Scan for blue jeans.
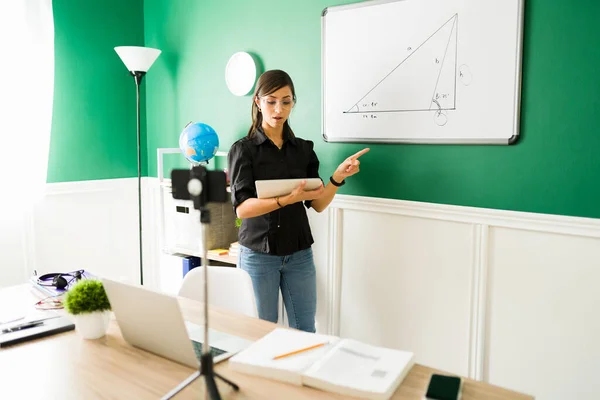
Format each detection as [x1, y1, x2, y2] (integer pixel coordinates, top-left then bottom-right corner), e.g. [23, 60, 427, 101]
[238, 245, 316, 333]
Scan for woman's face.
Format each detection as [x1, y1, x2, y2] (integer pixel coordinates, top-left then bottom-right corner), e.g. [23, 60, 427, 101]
[255, 86, 295, 131]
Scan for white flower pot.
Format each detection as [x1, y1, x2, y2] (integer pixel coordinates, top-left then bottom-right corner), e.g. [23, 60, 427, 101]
[73, 311, 110, 339]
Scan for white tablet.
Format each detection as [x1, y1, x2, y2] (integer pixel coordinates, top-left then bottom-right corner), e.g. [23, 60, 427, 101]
[255, 178, 322, 199]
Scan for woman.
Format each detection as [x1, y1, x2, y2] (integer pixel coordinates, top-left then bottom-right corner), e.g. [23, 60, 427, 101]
[227, 70, 369, 333]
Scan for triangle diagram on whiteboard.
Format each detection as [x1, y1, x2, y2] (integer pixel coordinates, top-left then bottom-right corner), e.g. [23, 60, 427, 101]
[345, 14, 458, 114]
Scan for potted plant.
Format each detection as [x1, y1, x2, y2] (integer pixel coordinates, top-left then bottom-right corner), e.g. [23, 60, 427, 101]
[64, 279, 112, 339]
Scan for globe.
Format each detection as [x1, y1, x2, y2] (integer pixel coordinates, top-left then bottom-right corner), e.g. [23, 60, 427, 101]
[179, 122, 220, 164]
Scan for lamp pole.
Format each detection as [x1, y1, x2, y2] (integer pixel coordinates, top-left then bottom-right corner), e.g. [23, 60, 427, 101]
[115, 46, 161, 286]
[134, 71, 145, 285]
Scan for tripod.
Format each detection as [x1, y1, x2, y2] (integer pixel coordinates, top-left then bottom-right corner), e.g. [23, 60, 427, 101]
[163, 167, 238, 399]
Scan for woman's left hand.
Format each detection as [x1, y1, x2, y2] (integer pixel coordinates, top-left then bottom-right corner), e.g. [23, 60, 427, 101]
[333, 148, 370, 180]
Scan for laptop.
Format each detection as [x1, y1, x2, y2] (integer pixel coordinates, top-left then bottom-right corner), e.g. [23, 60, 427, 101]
[102, 278, 253, 368]
[255, 178, 322, 199]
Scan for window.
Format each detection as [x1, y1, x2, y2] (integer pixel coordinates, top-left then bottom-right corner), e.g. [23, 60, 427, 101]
[0, 1, 54, 207]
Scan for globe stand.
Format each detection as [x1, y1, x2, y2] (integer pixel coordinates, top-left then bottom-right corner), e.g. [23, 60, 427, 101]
[163, 166, 237, 400]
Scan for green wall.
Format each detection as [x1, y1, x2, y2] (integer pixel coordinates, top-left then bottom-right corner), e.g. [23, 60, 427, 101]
[50, 0, 600, 219]
[143, 0, 600, 219]
[47, 0, 145, 183]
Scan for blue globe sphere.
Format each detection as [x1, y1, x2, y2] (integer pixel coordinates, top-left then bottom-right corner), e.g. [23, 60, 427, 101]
[179, 122, 219, 164]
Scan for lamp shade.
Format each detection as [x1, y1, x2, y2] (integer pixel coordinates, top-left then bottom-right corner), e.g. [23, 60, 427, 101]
[114, 46, 161, 72]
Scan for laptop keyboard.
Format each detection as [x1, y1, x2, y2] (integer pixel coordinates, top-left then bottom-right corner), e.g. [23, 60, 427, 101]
[191, 340, 227, 361]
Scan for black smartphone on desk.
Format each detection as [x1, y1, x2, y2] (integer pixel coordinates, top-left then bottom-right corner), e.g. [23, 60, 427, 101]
[425, 374, 462, 400]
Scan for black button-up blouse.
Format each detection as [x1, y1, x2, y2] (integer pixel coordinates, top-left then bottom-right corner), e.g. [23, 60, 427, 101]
[227, 128, 321, 256]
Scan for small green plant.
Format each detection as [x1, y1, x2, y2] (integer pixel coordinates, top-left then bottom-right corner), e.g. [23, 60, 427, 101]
[235, 217, 242, 228]
[64, 279, 111, 315]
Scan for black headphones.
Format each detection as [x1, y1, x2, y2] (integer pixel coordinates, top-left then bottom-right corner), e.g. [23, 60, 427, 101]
[37, 270, 84, 290]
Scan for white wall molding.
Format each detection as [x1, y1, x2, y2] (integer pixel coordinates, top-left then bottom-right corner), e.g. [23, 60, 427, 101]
[326, 208, 344, 335]
[332, 194, 600, 238]
[468, 224, 489, 381]
[43, 177, 133, 195]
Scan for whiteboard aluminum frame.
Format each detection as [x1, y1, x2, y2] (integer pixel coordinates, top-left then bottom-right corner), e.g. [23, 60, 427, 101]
[321, 0, 525, 145]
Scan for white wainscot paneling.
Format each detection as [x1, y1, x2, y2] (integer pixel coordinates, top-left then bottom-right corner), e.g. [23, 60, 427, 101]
[486, 227, 600, 400]
[309, 194, 600, 400]
[32, 179, 146, 286]
[338, 209, 474, 377]
[0, 208, 29, 288]
[148, 181, 600, 399]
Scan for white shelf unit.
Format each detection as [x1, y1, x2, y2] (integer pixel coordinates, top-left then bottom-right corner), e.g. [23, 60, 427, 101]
[157, 148, 237, 265]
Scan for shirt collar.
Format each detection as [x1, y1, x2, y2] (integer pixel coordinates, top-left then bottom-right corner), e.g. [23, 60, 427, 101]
[252, 127, 297, 147]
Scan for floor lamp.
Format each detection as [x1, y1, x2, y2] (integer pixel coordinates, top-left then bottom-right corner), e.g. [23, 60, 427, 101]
[114, 46, 161, 285]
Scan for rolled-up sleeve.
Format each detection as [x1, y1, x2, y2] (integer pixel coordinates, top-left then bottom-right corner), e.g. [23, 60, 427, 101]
[228, 141, 255, 213]
[304, 140, 321, 209]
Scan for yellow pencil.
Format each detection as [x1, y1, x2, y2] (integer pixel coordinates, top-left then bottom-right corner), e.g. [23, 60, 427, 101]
[273, 342, 329, 360]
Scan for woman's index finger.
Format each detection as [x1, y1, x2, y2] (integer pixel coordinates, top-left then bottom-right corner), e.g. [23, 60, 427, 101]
[349, 148, 370, 160]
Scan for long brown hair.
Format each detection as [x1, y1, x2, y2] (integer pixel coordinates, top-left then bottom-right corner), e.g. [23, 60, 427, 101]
[247, 70, 297, 138]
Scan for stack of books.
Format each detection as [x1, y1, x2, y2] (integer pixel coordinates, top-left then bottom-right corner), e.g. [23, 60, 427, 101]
[228, 242, 240, 259]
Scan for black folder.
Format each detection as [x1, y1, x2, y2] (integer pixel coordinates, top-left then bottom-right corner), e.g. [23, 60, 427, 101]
[0, 316, 74, 348]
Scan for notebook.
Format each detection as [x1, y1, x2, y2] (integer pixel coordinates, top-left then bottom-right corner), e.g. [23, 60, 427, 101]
[228, 328, 415, 400]
[255, 178, 322, 199]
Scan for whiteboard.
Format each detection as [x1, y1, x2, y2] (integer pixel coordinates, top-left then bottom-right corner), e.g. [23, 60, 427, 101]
[322, 0, 524, 144]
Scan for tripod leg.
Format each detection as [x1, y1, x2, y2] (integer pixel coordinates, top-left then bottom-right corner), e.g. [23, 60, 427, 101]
[214, 372, 240, 391]
[161, 371, 201, 400]
[204, 374, 222, 400]
[199, 352, 239, 397]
